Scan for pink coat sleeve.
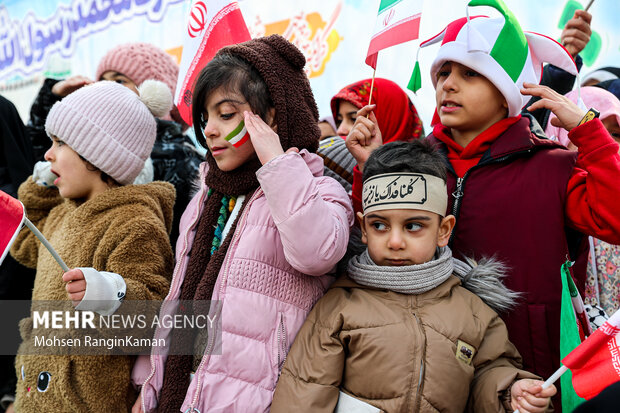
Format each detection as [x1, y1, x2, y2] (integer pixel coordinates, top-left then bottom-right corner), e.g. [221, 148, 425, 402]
[256, 151, 354, 275]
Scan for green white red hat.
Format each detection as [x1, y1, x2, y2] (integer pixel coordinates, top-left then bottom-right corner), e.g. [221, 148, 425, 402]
[409, 0, 578, 117]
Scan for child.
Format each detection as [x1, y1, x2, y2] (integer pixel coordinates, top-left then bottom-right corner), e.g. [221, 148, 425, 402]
[345, 0, 620, 404]
[271, 140, 555, 413]
[132, 35, 353, 413]
[28, 42, 204, 249]
[10, 80, 175, 412]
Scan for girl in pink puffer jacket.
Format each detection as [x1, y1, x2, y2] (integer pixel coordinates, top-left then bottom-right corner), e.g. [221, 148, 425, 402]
[132, 34, 353, 413]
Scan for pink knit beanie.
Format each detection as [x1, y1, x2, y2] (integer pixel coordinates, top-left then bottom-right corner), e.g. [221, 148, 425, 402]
[45, 80, 172, 185]
[95, 43, 179, 95]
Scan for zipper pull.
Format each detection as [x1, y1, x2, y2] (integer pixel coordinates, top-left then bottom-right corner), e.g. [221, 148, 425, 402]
[452, 177, 464, 199]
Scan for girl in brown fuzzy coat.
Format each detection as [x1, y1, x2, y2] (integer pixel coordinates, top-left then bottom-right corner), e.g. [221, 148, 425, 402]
[9, 80, 175, 412]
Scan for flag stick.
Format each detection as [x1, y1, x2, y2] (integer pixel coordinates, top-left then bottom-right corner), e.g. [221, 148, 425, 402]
[23, 217, 70, 272]
[513, 365, 569, 413]
[367, 68, 377, 107]
[584, 0, 595, 12]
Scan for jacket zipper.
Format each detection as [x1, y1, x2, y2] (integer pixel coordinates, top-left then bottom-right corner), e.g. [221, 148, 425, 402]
[412, 313, 427, 412]
[277, 313, 288, 377]
[188, 188, 263, 410]
[142, 185, 209, 413]
[447, 151, 530, 246]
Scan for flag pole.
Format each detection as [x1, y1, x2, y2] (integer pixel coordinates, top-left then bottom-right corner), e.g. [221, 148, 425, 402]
[514, 365, 569, 413]
[23, 217, 70, 272]
[367, 68, 377, 107]
[584, 0, 595, 12]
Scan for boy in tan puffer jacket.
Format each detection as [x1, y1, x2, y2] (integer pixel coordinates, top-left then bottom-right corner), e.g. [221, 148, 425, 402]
[272, 140, 555, 413]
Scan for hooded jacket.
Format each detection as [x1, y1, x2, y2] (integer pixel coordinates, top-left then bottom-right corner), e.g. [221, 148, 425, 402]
[134, 152, 353, 412]
[11, 178, 174, 412]
[271, 258, 538, 413]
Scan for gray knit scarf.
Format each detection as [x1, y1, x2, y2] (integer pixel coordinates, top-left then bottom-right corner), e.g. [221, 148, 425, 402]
[347, 246, 471, 294]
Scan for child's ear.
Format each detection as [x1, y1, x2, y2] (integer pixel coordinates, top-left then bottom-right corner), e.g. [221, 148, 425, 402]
[437, 214, 456, 247]
[356, 212, 368, 245]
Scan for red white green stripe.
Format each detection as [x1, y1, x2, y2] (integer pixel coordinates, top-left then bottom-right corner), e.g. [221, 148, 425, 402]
[225, 120, 250, 148]
[366, 0, 423, 69]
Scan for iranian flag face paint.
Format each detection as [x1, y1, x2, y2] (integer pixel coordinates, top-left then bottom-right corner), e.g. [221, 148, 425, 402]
[225, 120, 250, 148]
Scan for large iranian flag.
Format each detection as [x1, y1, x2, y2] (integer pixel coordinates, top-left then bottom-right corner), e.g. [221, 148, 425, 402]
[365, 0, 423, 69]
[175, 0, 251, 125]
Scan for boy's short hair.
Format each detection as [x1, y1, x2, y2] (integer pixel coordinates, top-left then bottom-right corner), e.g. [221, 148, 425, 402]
[363, 140, 447, 184]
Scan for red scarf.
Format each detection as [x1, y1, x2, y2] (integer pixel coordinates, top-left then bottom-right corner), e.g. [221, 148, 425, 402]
[433, 116, 521, 177]
[331, 77, 424, 143]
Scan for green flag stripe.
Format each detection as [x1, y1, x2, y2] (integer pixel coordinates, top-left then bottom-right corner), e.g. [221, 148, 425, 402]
[378, 0, 403, 14]
[468, 0, 528, 82]
[225, 120, 245, 142]
[559, 260, 586, 410]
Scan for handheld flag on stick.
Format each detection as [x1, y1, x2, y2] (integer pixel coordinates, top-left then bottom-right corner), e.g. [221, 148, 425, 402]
[175, 0, 252, 126]
[515, 305, 620, 413]
[365, 0, 423, 70]
[0, 190, 69, 271]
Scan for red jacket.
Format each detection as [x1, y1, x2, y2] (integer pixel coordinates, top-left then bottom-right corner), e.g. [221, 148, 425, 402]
[352, 117, 620, 383]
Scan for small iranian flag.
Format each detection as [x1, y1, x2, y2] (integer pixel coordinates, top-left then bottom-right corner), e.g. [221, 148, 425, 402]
[225, 120, 250, 148]
[175, 0, 251, 125]
[0, 190, 25, 265]
[365, 0, 424, 69]
[562, 308, 620, 400]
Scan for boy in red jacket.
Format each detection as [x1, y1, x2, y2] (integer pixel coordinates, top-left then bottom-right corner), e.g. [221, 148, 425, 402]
[346, 0, 620, 409]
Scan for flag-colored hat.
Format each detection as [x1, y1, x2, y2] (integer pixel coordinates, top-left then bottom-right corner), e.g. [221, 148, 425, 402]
[409, 0, 578, 117]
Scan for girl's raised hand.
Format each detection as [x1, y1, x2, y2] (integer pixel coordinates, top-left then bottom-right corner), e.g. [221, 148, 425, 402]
[244, 111, 285, 165]
[345, 105, 383, 172]
[51, 75, 94, 98]
[522, 82, 586, 131]
[62, 269, 87, 307]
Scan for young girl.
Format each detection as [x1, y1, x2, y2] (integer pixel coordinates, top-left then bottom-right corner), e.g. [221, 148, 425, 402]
[10, 80, 175, 412]
[132, 35, 353, 413]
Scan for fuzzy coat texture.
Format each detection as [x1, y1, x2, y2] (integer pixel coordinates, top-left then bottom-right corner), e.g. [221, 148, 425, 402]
[10, 178, 175, 413]
[271, 258, 539, 413]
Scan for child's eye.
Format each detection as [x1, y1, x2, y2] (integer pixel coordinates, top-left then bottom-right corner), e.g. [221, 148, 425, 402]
[221, 113, 235, 120]
[371, 222, 387, 231]
[54, 140, 65, 147]
[115, 79, 126, 85]
[437, 70, 450, 78]
[465, 70, 480, 77]
[405, 222, 422, 231]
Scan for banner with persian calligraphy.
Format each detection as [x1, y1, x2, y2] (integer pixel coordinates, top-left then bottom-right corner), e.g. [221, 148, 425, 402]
[2, 0, 619, 130]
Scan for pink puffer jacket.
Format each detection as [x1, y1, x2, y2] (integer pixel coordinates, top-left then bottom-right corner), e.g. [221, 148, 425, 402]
[133, 150, 353, 412]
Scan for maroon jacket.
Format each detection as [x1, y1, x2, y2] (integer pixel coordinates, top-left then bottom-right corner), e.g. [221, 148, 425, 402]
[427, 117, 578, 382]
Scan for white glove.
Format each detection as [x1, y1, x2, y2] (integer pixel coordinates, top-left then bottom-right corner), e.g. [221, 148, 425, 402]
[32, 161, 58, 187]
[74, 267, 127, 316]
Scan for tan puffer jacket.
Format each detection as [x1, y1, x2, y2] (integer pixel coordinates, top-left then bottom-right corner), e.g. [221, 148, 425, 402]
[271, 275, 540, 413]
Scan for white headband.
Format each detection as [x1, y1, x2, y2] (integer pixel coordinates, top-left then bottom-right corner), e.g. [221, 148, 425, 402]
[362, 173, 448, 216]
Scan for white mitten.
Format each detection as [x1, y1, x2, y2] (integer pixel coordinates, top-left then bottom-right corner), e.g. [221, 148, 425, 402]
[32, 161, 58, 187]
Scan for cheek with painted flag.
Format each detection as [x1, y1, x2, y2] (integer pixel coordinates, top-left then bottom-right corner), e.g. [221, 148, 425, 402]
[0, 190, 26, 265]
[225, 120, 250, 148]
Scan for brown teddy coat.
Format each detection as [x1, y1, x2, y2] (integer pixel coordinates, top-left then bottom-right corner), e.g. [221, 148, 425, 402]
[11, 178, 174, 412]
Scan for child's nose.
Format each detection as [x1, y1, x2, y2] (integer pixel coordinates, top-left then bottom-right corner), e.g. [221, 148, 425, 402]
[44, 146, 54, 161]
[387, 230, 405, 250]
[442, 72, 458, 91]
[203, 119, 219, 139]
[336, 121, 350, 137]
